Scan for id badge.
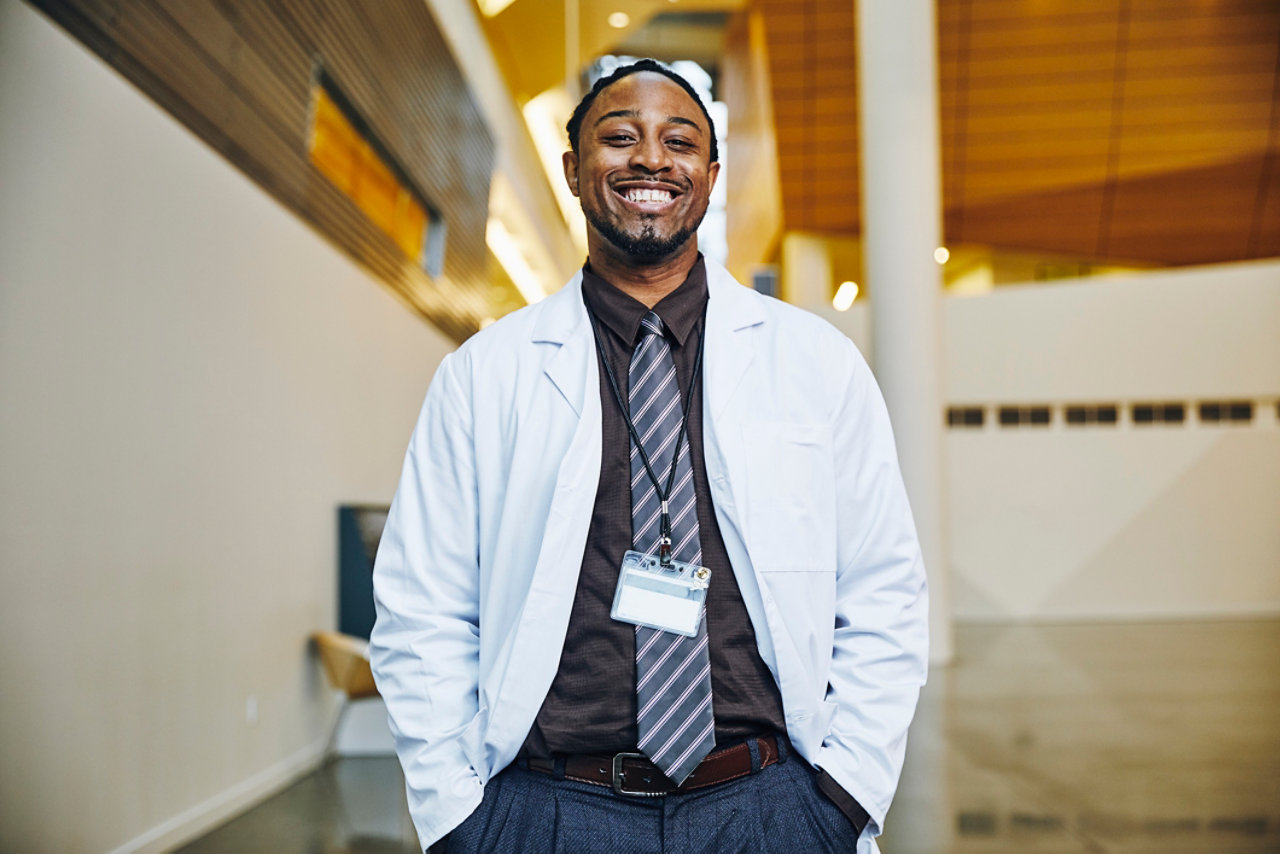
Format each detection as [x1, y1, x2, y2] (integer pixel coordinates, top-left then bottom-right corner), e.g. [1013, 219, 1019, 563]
[610, 550, 711, 637]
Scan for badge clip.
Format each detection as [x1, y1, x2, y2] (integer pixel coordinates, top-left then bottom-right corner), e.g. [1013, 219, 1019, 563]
[658, 500, 673, 566]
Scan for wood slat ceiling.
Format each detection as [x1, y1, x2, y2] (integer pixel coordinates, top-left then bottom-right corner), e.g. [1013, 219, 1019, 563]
[758, 0, 1280, 266]
[31, 0, 500, 341]
[759, 0, 861, 233]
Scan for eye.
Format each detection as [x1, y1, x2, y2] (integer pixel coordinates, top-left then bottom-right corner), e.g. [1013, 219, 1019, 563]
[603, 133, 635, 145]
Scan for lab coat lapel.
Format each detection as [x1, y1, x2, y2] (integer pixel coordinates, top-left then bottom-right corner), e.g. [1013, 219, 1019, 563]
[702, 260, 765, 497]
[534, 271, 591, 418]
[701, 260, 767, 594]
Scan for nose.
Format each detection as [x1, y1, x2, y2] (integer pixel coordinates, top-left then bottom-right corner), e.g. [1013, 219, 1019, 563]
[628, 134, 672, 174]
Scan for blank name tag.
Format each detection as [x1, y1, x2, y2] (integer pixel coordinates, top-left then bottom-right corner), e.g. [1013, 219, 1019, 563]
[611, 550, 710, 637]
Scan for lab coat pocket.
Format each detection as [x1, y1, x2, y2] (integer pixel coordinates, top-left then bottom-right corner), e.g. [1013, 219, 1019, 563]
[742, 421, 836, 572]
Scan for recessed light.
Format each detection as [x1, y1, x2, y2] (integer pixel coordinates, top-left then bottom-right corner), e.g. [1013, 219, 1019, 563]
[833, 280, 859, 311]
[608, 11, 630, 28]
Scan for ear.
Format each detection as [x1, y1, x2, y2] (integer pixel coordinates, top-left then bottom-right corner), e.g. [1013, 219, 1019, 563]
[562, 150, 580, 198]
[707, 159, 721, 194]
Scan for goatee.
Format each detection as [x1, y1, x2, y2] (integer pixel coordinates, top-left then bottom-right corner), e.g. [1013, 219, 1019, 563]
[587, 211, 698, 261]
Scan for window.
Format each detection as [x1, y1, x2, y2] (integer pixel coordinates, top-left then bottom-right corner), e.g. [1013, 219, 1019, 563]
[308, 78, 444, 276]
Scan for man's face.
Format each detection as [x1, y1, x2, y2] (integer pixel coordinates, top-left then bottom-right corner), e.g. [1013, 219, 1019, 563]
[564, 72, 720, 264]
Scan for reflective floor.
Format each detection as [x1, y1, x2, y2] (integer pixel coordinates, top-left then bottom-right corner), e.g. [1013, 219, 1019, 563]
[175, 757, 420, 854]
[179, 620, 1280, 853]
[883, 620, 1280, 854]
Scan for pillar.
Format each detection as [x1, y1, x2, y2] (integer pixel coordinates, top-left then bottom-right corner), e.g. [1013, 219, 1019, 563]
[856, 0, 953, 663]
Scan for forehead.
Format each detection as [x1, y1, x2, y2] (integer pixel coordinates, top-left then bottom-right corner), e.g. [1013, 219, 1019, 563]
[585, 71, 706, 132]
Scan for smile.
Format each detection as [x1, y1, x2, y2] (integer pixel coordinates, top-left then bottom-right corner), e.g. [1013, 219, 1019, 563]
[612, 181, 684, 211]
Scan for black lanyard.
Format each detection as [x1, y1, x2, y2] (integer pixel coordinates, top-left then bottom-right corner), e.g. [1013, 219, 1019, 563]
[588, 308, 706, 565]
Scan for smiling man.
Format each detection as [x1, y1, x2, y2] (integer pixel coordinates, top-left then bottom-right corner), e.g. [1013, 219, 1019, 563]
[371, 60, 929, 854]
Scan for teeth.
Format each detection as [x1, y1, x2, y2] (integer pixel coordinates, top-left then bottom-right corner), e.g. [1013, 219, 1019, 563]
[624, 187, 673, 204]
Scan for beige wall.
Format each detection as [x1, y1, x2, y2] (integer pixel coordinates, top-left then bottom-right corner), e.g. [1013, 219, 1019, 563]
[0, 3, 456, 851]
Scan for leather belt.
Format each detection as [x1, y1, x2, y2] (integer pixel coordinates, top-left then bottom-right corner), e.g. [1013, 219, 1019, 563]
[524, 735, 782, 797]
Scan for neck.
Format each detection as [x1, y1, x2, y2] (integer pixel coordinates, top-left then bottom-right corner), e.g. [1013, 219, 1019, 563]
[586, 242, 699, 308]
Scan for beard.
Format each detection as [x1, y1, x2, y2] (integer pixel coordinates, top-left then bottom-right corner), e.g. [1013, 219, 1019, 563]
[586, 208, 700, 261]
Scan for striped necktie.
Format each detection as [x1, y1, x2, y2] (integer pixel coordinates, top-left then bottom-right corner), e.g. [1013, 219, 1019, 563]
[628, 310, 715, 785]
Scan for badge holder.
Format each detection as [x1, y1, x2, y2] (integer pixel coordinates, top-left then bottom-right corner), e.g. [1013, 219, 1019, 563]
[611, 548, 711, 637]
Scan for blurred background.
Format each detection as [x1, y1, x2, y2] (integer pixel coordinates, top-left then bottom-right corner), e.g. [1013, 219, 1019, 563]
[1, 0, 1277, 851]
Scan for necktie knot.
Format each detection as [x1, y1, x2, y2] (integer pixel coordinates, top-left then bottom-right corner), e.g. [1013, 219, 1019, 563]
[639, 311, 665, 340]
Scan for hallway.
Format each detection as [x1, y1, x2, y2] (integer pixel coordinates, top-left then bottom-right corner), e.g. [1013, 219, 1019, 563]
[179, 619, 1280, 853]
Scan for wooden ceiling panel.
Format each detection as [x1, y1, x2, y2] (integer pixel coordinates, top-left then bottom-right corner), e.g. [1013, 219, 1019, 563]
[954, 185, 1109, 260]
[757, 0, 858, 235]
[752, 0, 1280, 266]
[1122, 72, 1276, 104]
[947, 59, 1118, 86]
[770, 78, 857, 98]
[961, 81, 1121, 108]
[1118, 131, 1269, 163]
[958, 108, 1113, 135]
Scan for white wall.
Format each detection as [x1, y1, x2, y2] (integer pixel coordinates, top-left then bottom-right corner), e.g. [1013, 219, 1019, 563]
[943, 262, 1280, 621]
[0, 3, 456, 851]
[825, 261, 1280, 622]
[945, 261, 1280, 403]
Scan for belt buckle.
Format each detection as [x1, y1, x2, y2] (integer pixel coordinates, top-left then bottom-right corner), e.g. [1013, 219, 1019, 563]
[611, 752, 667, 798]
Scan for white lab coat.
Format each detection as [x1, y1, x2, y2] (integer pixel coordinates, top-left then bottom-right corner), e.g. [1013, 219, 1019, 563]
[371, 259, 928, 852]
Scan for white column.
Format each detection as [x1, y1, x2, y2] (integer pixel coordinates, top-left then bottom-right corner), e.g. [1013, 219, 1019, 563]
[856, 0, 952, 663]
[780, 231, 832, 310]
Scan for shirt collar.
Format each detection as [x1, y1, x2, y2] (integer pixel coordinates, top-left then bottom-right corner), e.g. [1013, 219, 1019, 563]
[581, 255, 707, 348]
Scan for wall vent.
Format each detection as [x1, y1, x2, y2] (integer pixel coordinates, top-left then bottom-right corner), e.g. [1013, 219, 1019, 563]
[947, 406, 985, 428]
[997, 406, 1052, 427]
[1199, 400, 1253, 423]
[1133, 402, 1185, 425]
[1065, 404, 1119, 425]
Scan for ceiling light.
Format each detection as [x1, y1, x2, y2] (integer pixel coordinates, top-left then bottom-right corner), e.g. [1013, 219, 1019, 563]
[487, 218, 547, 305]
[934, 246, 950, 264]
[608, 11, 630, 28]
[833, 281, 859, 311]
[477, 0, 516, 16]
[522, 89, 588, 254]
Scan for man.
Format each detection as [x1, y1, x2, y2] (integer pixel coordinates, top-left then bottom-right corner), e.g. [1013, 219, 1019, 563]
[371, 60, 928, 853]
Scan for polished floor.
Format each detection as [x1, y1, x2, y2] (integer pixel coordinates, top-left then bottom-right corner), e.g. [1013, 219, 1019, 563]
[178, 620, 1280, 853]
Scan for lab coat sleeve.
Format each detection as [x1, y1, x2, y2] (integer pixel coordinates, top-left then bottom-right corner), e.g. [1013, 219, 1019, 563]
[369, 351, 485, 849]
[813, 338, 930, 838]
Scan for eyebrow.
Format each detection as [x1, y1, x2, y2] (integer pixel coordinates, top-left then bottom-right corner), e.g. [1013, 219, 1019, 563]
[594, 109, 704, 134]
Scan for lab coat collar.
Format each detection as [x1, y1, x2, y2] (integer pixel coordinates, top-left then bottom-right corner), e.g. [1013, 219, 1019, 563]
[530, 258, 765, 420]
